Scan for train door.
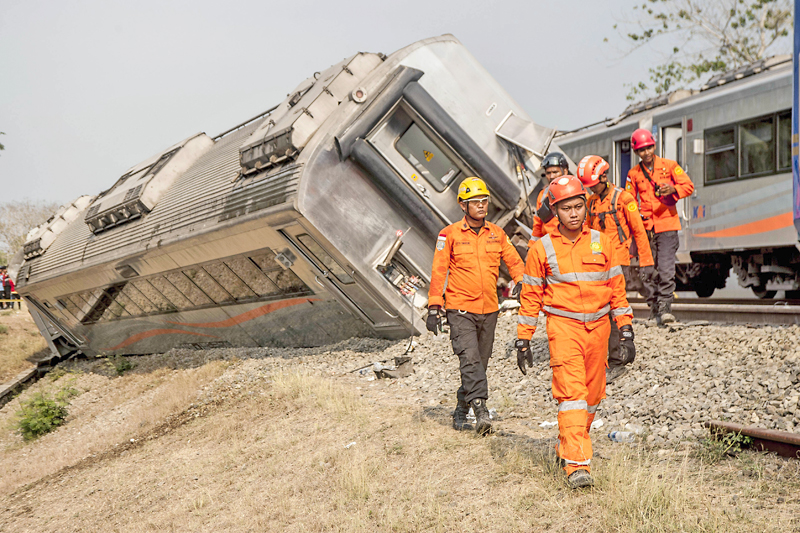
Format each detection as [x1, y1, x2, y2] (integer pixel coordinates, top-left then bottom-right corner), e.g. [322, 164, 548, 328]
[615, 139, 632, 187]
[367, 102, 503, 225]
[279, 226, 402, 330]
[661, 123, 689, 225]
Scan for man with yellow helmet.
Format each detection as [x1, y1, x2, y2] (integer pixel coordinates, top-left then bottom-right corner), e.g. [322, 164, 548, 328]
[427, 177, 524, 435]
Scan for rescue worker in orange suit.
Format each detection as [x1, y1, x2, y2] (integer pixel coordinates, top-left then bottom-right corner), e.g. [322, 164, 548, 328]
[531, 152, 570, 240]
[427, 177, 525, 435]
[578, 155, 654, 384]
[515, 175, 635, 488]
[626, 129, 694, 324]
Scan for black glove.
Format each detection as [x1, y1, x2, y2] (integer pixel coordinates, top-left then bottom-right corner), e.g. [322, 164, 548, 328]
[511, 282, 522, 300]
[619, 324, 636, 364]
[515, 339, 533, 375]
[426, 306, 442, 335]
[640, 265, 656, 283]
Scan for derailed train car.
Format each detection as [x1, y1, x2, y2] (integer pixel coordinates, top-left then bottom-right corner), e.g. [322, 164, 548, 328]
[557, 56, 800, 298]
[17, 34, 564, 359]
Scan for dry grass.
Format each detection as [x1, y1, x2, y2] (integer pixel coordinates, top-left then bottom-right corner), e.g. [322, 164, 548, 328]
[1, 364, 799, 532]
[0, 306, 47, 382]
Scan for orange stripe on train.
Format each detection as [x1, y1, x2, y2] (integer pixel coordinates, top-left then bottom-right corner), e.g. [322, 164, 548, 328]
[694, 212, 793, 239]
[105, 329, 218, 351]
[164, 297, 318, 328]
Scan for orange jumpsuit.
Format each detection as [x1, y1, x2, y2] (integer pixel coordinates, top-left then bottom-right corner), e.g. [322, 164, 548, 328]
[531, 188, 559, 240]
[518, 227, 632, 475]
[428, 217, 524, 313]
[625, 156, 694, 233]
[587, 186, 654, 267]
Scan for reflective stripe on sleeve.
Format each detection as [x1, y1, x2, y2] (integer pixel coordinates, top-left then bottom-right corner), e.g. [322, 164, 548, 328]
[558, 400, 588, 412]
[522, 274, 543, 286]
[518, 314, 539, 326]
[610, 306, 633, 317]
[544, 304, 610, 322]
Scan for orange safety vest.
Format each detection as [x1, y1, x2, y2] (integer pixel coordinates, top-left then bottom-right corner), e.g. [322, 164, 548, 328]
[625, 155, 694, 233]
[587, 186, 654, 267]
[517, 227, 632, 340]
[428, 217, 524, 314]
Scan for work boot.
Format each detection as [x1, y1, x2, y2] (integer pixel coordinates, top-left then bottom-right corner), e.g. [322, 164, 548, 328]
[453, 398, 471, 431]
[471, 399, 492, 436]
[567, 468, 594, 489]
[606, 365, 628, 384]
[660, 301, 676, 324]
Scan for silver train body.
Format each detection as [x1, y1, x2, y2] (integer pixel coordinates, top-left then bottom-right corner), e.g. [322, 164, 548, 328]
[557, 57, 798, 298]
[16, 35, 559, 359]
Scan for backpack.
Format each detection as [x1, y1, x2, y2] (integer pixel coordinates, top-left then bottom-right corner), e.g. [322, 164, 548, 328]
[590, 187, 627, 243]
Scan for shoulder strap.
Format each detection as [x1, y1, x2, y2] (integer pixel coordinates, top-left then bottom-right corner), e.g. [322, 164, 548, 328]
[639, 162, 657, 189]
[609, 188, 627, 243]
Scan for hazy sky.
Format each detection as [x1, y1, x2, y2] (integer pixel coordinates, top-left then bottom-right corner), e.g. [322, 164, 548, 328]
[1, 0, 656, 205]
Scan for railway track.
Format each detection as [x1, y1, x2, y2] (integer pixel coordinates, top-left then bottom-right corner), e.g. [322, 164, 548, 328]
[629, 298, 800, 326]
[706, 421, 800, 459]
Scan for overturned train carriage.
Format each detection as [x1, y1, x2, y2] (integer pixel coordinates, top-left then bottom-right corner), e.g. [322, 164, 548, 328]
[17, 35, 562, 358]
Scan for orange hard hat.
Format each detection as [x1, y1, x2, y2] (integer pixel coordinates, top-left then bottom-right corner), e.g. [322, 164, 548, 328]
[547, 175, 587, 205]
[631, 128, 656, 151]
[576, 155, 610, 188]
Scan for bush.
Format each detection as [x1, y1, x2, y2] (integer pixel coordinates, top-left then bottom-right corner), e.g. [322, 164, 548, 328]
[0, 324, 8, 334]
[696, 430, 753, 464]
[16, 387, 78, 440]
[110, 355, 134, 376]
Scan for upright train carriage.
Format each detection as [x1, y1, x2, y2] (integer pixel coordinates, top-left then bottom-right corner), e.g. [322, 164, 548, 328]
[16, 35, 565, 359]
[558, 56, 800, 298]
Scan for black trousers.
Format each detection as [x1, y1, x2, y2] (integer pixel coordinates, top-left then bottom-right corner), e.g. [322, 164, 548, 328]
[447, 310, 499, 404]
[643, 230, 679, 309]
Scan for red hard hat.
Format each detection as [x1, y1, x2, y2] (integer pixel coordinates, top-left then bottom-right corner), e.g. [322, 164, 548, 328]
[631, 128, 655, 151]
[577, 155, 609, 188]
[547, 175, 587, 205]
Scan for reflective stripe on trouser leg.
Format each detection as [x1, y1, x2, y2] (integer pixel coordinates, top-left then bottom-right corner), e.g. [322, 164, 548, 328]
[547, 315, 610, 474]
[586, 403, 600, 434]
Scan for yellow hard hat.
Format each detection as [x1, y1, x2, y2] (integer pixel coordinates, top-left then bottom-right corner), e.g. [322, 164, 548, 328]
[457, 177, 490, 201]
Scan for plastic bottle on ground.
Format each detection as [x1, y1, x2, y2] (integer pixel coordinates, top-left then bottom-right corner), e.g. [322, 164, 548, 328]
[608, 431, 636, 443]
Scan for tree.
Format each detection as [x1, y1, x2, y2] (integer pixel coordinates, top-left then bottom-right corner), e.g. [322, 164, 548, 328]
[0, 132, 5, 153]
[0, 199, 61, 266]
[612, 0, 793, 100]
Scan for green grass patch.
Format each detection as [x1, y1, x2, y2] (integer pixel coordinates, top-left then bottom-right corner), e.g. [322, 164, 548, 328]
[0, 324, 8, 335]
[109, 355, 134, 376]
[695, 430, 753, 464]
[15, 387, 79, 440]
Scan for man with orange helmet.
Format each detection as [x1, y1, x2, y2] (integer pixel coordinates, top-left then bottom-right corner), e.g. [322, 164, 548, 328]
[626, 129, 694, 324]
[531, 152, 570, 240]
[515, 175, 634, 488]
[428, 177, 524, 435]
[578, 155, 654, 383]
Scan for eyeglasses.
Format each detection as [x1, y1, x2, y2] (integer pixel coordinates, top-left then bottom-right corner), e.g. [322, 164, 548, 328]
[462, 197, 490, 206]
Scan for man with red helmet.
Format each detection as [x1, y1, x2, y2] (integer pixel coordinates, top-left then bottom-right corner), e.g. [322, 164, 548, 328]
[626, 129, 694, 324]
[515, 175, 634, 488]
[531, 152, 570, 240]
[578, 155, 654, 383]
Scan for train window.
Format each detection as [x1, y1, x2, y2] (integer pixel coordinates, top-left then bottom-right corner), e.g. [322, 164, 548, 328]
[183, 268, 234, 304]
[224, 256, 281, 297]
[395, 123, 460, 192]
[121, 283, 158, 315]
[113, 290, 144, 317]
[778, 111, 792, 170]
[249, 251, 282, 273]
[265, 269, 310, 294]
[739, 116, 775, 176]
[149, 275, 197, 309]
[203, 262, 258, 300]
[704, 126, 736, 183]
[296, 234, 355, 284]
[132, 279, 177, 313]
[165, 272, 214, 307]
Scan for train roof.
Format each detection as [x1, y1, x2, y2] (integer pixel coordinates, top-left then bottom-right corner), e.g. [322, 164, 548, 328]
[560, 55, 792, 142]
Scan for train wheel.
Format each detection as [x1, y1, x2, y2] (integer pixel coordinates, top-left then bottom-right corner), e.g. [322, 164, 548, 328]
[751, 286, 776, 299]
[694, 285, 715, 298]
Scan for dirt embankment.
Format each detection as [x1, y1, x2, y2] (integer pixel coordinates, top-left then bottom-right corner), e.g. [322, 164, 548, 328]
[0, 312, 799, 532]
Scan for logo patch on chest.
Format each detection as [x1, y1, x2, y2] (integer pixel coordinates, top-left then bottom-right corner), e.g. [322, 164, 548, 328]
[590, 241, 602, 253]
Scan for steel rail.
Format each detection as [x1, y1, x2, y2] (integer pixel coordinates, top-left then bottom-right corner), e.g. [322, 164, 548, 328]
[628, 298, 800, 325]
[706, 420, 800, 459]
